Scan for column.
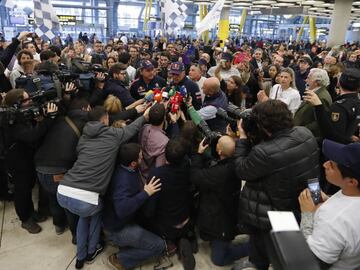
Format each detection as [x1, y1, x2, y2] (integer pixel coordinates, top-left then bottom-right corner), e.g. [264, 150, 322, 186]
[238, 9, 247, 36]
[200, 4, 209, 43]
[327, 0, 353, 47]
[296, 16, 308, 43]
[218, 7, 230, 47]
[309, 16, 316, 44]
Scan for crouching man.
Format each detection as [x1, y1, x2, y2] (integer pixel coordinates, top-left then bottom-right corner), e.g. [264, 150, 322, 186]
[103, 143, 166, 270]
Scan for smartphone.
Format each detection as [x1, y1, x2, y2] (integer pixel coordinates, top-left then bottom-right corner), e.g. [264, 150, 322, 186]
[307, 178, 322, 205]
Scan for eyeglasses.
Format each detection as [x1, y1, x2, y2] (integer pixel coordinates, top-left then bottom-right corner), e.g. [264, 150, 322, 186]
[120, 71, 127, 75]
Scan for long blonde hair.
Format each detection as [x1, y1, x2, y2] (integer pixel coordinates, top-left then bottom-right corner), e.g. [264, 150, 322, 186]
[104, 95, 122, 114]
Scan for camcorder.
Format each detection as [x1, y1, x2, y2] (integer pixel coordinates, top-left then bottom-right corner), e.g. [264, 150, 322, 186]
[0, 89, 60, 125]
[217, 103, 262, 145]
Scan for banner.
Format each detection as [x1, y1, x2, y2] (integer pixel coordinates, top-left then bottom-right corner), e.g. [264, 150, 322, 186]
[196, 0, 225, 36]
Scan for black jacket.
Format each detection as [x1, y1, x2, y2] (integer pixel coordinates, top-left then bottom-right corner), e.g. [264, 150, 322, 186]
[0, 38, 21, 92]
[234, 127, 319, 230]
[4, 115, 54, 172]
[103, 79, 135, 107]
[190, 155, 240, 241]
[147, 161, 192, 230]
[34, 109, 88, 172]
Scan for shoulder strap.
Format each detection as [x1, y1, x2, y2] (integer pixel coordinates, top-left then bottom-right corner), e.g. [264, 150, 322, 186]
[64, 116, 81, 138]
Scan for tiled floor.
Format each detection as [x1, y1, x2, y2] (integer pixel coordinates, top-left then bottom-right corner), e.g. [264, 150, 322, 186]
[0, 199, 249, 270]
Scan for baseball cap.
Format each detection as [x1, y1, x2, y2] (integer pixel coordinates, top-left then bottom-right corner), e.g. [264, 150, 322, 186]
[339, 68, 360, 92]
[323, 139, 360, 180]
[221, 52, 233, 62]
[140, 48, 152, 56]
[299, 55, 313, 66]
[140, 60, 154, 70]
[169, 62, 185, 75]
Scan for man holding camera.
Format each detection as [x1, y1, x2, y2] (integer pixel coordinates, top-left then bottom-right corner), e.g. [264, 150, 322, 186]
[3, 89, 58, 234]
[299, 140, 360, 270]
[190, 136, 247, 267]
[233, 100, 319, 270]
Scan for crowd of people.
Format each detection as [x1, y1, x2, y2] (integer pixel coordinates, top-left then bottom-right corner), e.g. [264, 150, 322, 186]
[0, 31, 359, 270]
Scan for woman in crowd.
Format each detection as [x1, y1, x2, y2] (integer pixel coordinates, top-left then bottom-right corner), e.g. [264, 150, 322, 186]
[257, 67, 301, 115]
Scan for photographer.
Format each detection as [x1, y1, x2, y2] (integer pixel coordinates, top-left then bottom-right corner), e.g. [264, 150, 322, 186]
[3, 88, 58, 234]
[190, 136, 248, 266]
[233, 100, 319, 270]
[34, 97, 90, 239]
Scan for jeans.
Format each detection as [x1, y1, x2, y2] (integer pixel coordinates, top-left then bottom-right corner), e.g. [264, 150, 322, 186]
[211, 239, 249, 266]
[37, 172, 78, 235]
[57, 192, 103, 260]
[107, 223, 165, 269]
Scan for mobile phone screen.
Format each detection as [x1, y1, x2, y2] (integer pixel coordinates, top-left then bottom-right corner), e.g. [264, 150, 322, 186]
[307, 178, 322, 205]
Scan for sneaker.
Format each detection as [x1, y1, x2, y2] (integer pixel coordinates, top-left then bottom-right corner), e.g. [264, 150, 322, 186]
[108, 254, 125, 270]
[75, 259, 85, 269]
[178, 238, 195, 270]
[21, 219, 41, 234]
[231, 259, 257, 270]
[31, 211, 47, 223]
[86, 243, 104, 264]
[55, 225, 67, 235]
[154, 256, 173, 270]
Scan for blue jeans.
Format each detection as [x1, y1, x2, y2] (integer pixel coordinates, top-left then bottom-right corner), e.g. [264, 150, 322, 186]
[57, 192, 103, 260]
[37, 172, 78, 236]
[107, 223, 165, 269]
[211, 239, 249, 266]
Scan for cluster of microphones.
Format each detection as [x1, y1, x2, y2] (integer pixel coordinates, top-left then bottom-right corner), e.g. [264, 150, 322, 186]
[144, 85, 189, 113]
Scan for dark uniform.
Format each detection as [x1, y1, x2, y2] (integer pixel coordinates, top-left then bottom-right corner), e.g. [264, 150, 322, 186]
[329, 93, 360, 141]
[129, 75, 166, 100]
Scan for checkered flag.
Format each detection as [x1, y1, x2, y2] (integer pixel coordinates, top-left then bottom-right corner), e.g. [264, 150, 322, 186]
[33, 0, 60, 41]
[160, 0, 188, 35]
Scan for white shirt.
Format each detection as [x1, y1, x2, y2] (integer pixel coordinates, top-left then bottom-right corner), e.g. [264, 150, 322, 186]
[307, 191, 360, 270]
[58, 184, 99, 205]
[207, 66, 240, 81]
[126, 65, 136, 82]
[192, 76, 206, 103]
[269, 84, 301, 115]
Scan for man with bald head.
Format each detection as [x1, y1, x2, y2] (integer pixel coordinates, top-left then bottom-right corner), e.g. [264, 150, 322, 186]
[187, 77, 228, 132]
[190, 136, 247, 266]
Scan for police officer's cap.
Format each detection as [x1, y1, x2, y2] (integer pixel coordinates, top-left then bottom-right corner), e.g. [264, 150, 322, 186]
[339, 68, 360, 92]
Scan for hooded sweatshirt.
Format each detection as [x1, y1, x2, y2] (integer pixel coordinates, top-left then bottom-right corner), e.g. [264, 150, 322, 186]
[60, 116, 145, 195]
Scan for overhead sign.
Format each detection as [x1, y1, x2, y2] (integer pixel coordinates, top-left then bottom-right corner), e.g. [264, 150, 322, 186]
[58, 15, 76, 25]
[229, 24, 239, 31]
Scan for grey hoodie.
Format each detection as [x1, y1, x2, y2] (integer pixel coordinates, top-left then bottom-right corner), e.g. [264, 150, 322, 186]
[60, 116, 145, 195]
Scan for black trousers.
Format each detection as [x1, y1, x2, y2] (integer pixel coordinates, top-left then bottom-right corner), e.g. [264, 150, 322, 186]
[249, 229, 272, 270]
[10, 169, 48, 222]
[11, 169, 36, 222]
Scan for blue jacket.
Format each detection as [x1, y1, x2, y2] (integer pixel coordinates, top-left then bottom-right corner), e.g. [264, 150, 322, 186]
[203, 90, 228, 133]
[103, 165, 149, 231]
[103, 78, 135, 107]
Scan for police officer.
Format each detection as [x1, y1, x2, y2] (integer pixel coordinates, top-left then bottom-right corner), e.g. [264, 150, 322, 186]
[304, 68, 360, 145]
[169, 61, 202, 110]
[129, 60, 166, 100]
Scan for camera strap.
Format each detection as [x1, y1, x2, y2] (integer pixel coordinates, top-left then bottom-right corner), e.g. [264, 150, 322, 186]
[65, 116, 80, 138]
[52, 75, 62, 99]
